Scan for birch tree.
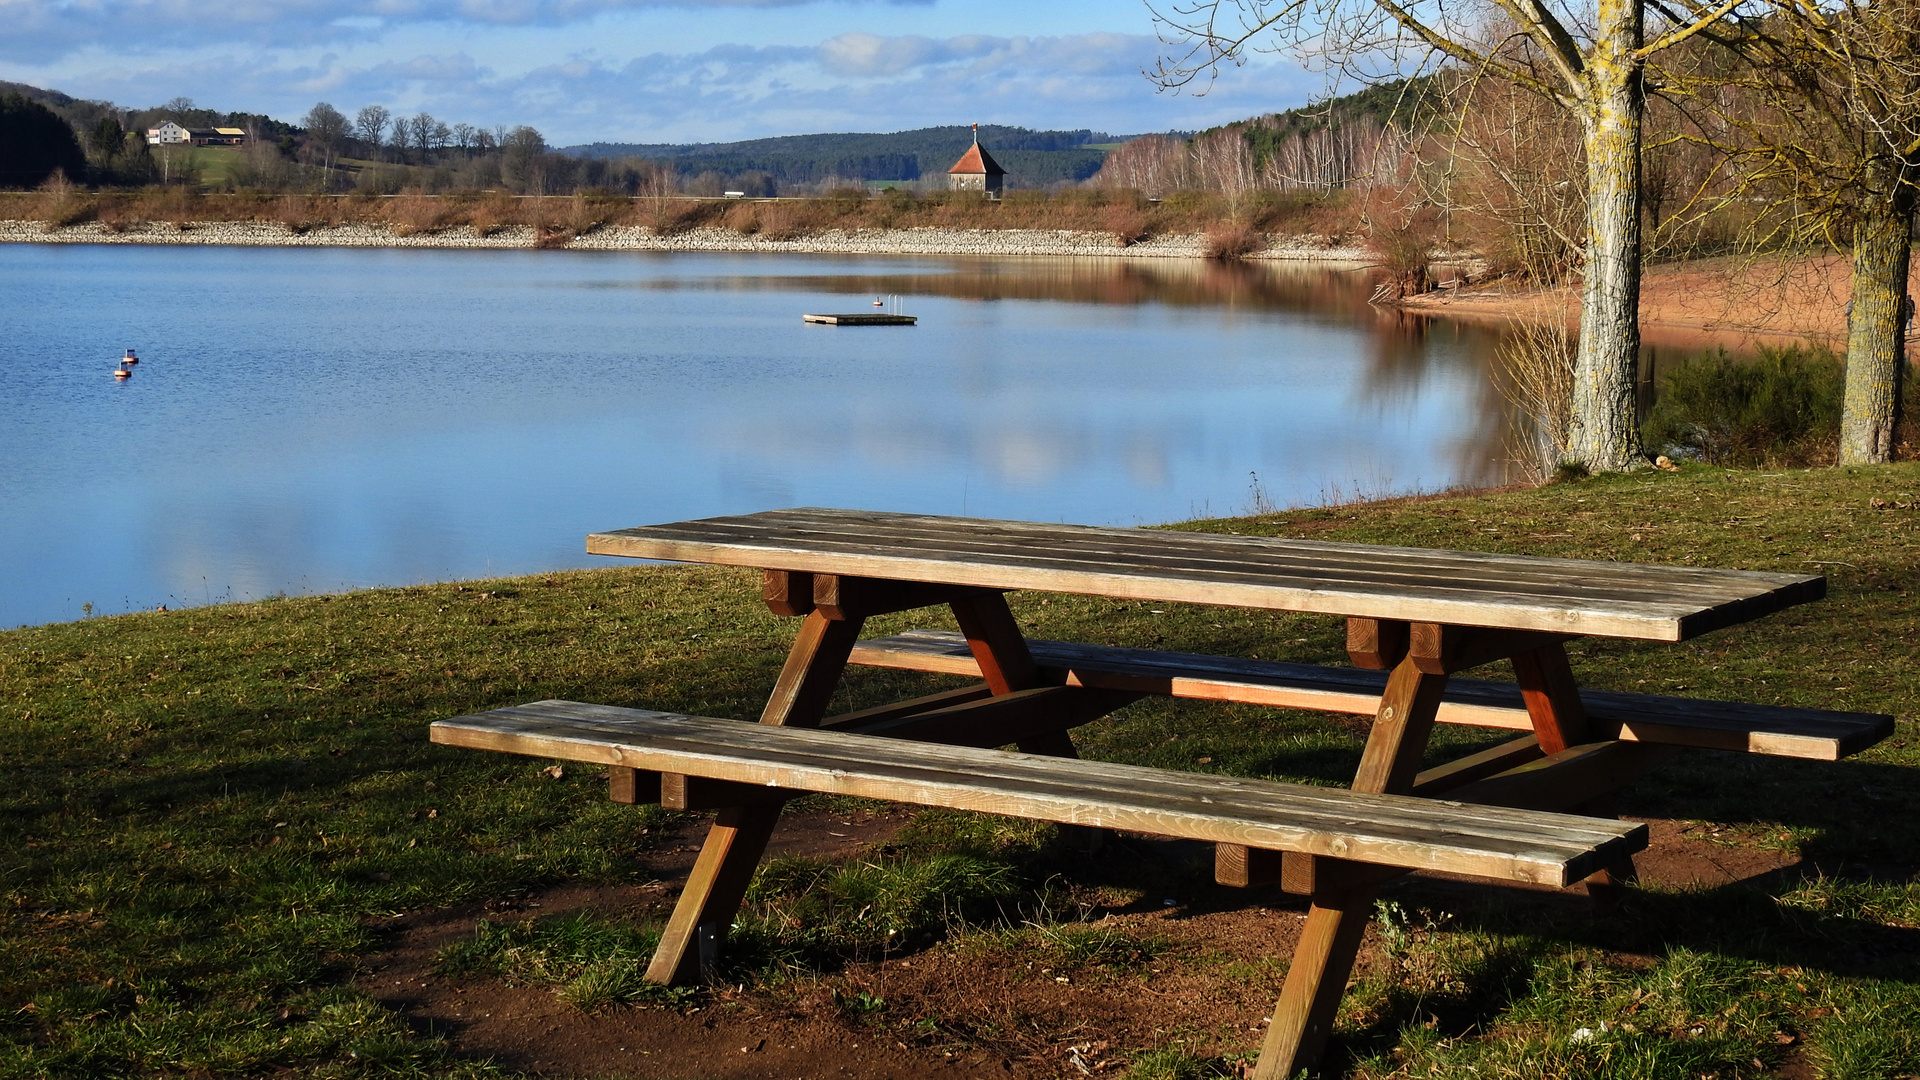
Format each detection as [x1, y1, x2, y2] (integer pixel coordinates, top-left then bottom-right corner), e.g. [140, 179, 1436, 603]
[1152, 0, 1761, 471]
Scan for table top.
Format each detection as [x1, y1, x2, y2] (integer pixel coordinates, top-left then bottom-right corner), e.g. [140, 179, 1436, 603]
[588, 508, 1825, 641]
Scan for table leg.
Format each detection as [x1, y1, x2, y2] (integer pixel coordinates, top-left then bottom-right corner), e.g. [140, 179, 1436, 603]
[949, 592, 1077, 758]
[1255, 655, 1449, 1078]
[1513, 642, 1642, 900]
[644, 610, 866, 984]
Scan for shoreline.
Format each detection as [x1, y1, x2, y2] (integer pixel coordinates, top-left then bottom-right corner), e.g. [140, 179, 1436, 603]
[0, 220, 1372, 261]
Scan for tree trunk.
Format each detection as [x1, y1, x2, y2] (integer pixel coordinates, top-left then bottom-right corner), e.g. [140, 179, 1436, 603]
[1567, 0, 1647, 472]
[1840, 171, 1915, 465]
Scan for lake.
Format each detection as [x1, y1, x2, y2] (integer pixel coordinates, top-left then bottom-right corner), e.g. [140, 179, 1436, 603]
[0, 243, 1514, 628]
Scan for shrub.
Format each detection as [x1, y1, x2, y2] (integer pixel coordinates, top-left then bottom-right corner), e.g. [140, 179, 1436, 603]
[1204, 223, 1261, 259]
[1643, 345, 1845, 467]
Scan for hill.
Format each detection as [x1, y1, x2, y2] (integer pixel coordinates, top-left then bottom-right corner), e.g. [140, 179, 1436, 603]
[564, 124, 1177, 188]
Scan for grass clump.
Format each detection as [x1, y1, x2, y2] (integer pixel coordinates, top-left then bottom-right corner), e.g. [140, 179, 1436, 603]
[436, 913, 692, 1011]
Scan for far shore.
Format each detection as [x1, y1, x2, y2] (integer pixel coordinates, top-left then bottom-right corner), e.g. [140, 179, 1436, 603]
[0, 219, 1372, 262]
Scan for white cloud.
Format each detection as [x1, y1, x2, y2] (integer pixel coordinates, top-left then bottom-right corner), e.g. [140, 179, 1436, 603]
[1, 17, 1312, 144]
[0, 0, 935, 62]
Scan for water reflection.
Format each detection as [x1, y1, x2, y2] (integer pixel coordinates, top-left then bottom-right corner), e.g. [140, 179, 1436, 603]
[2, 245, 1521, 627]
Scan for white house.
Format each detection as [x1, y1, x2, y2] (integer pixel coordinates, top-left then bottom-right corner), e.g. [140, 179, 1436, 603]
[145, 123, 246, 146]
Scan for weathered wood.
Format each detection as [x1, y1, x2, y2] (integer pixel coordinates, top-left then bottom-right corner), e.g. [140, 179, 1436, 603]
[1351, 658, 1450, 794]
[820, 685, 996, 730]
[1214, 846, 1408, 893]
[431, 702, 1648, 886]
[1410, 734, 1545, 796]
[1409, 624, 1576, 675]
[763, 570, 814, 617]
[588, 509, 1826, 641]
[1255, 878, 1381, 1078]
[1445, 741, 1682, 811]
[812, 575, 995, 621]
[1254, 649, 1450, 1077]
[946, 591, 1080, 760]
[650, 609, 865, 985]
[609, 765, 658, 805]
[838, 685, 1140, 749]
[1512, 642, 1594, 753]
[660, 773, 795, 810]
[759, 611, 866, 729]
[948, 592, 1045, 694]
[849, 631, 1893, 761]
[1346, 617, 1408, 670]
[645, 805, 780, 984]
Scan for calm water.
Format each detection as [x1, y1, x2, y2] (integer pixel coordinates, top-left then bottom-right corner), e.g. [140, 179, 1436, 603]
[0, 244, 1511, 628]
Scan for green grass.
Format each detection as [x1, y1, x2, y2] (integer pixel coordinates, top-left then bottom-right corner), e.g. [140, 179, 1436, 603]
[3, 463, 1917, 1078]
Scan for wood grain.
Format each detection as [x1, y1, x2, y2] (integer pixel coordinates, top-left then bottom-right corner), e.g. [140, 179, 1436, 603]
[587, 509, 1826, 641]
[431, 702, 1648, 886]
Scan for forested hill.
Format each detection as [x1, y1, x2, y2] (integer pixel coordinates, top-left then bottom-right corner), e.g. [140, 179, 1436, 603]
[564, 124, 1167, 187]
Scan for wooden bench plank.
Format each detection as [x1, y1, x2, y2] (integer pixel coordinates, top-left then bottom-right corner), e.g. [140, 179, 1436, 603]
[587, 509, 1825, 641]
[432, 701, 1647, 888]
[847, 630, 1894, 761]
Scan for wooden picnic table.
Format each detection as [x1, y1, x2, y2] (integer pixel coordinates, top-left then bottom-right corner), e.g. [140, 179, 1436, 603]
[438, 507, 1889, 1079]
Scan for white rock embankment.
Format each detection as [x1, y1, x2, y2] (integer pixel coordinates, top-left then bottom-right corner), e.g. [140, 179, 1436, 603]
[0, 219, 1369, 261]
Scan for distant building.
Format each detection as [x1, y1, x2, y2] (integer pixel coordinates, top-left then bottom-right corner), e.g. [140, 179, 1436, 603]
[145, 122, 246, 146]
[946, 125, 1005, 197]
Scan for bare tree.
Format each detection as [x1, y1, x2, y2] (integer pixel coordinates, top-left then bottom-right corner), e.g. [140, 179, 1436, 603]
[1152, 0, 1765, 471]
[302, 102, 349, 174]
[354, 105, 391, 157]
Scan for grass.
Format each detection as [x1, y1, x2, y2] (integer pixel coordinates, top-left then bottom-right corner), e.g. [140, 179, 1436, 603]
[3, 463, 1918, 1077]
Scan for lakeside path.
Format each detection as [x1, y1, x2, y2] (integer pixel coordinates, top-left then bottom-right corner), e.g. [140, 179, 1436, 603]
[0, 220, 1371, 261]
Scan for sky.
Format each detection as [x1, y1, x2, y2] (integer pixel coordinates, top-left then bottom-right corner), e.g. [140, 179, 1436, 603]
[0, 0, 1323, 146]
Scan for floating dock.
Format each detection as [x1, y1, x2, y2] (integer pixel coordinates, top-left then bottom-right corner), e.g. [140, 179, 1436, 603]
[803, 313, 918, 326]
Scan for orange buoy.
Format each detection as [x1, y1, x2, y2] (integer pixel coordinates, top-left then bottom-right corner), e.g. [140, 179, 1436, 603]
[114, 367, 131, 379]
[872, 299, 885, 307]
[122, 349, 139, 364]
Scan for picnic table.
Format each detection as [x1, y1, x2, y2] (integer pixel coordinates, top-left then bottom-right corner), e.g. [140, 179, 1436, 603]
[432, 507, 1891, 1078]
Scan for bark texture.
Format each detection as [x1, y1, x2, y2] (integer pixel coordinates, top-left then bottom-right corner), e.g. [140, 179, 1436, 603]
[1840, 172, 1915, 465]
[1568, 0, 1647, 473]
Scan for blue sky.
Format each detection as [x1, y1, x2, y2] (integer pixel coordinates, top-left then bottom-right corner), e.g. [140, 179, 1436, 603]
[0, 1, 1320, 145]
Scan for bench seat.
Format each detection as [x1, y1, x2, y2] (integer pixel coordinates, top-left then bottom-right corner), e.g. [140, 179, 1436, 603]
[848, 630, 1893, 761]
[432, 699, 1647, 888]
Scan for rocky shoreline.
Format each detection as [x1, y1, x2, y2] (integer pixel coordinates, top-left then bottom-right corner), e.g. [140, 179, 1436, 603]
[0, 219, 1370, 260]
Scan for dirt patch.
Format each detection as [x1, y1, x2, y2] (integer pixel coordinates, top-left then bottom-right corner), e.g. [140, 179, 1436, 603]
[1401, 255, 1919, 354]
[357, 812, 1805, 1079]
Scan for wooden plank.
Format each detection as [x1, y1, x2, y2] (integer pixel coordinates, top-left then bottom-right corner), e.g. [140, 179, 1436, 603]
[587, 509, 1825, 641]
[835, 685, 1140, 749]
[1254, 887, 1374, 1080]
[812, 575, 995, 621]
[762, 570, 813, 617]
[1256, 653, 1442, 1080]
[1445, 741, 1683, 811]
[1409, 624, 1576, 675]
[1410, 734, 1545, 796]
[1512, 642, 1593, 754]
[649, 607, 863, 985]
[431, 702, 1648, 886]
[1346, 618, 1408, 670]
[849, 631, 1893, 761]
